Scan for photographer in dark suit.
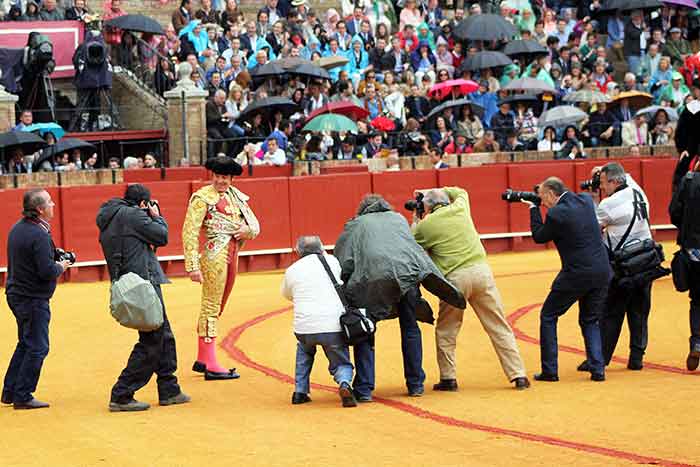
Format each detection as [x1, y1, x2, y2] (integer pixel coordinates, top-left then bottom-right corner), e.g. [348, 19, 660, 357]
[521, 177, 612, 382]
[97, 184, 189, 412]
[2, 189, 70, 410]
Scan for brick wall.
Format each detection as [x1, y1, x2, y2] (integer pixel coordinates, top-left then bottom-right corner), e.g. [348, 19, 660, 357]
[111, 72, 167, 131]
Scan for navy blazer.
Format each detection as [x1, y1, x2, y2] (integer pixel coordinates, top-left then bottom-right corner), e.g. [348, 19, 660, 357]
[530, 192, 612, 291]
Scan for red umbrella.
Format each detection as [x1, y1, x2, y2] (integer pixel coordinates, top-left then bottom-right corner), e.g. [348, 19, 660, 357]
[306, 101, 369, 121]
[370, 116, 396, 131]
[427, 79, 479, 100]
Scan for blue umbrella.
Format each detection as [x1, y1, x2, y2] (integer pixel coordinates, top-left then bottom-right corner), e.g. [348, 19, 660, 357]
[21, 123, 65, 140]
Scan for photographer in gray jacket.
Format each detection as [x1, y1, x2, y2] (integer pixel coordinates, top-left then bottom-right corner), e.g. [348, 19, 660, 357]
[97, 184, 189, 412]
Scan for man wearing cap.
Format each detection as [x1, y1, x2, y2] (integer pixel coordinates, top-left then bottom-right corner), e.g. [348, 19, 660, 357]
[183, 156, 260, 380]
[663, 27, 692, 68]
[490, 101, 515, 148]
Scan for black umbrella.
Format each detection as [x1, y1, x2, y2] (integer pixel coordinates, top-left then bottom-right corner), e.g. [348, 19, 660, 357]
[104, 14, 166, 35]
[274, 57, 314, 71]
[498, 94, 539, 106]
[503, 39, 548, 57]
[238, 97, 300, 123]
[291, 63, 331, 81]
[461, 51, 512, 72]
[453, 14, 517, 41]
[251, 62, 286, 79]
[601, 0, 662, 10]
[426, 98, 485, 126]
[32, 138, 96, 172]
[0, 131, 47, 157]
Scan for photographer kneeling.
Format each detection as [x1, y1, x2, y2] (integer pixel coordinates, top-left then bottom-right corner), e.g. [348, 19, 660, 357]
[412, 188, 529, 390]
[578, 163, 658, 372]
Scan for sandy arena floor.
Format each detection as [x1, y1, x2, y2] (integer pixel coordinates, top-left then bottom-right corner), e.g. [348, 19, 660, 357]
[1, 244, 698, 467]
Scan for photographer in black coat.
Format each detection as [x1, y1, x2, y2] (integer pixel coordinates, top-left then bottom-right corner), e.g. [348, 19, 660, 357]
[670, 104, 700, 370]
[2, 189, 70, 410]
[96, 184, 189, 412]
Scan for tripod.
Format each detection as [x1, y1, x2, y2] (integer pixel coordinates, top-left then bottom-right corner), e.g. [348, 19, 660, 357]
[69, 87, 119, 132]
[20, 70, 56, 123]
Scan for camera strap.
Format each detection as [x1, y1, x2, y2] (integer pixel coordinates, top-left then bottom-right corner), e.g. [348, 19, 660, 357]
[607, 188, 648, 252]
[316, 254, 350, 310]
[110, 207, 126, 283]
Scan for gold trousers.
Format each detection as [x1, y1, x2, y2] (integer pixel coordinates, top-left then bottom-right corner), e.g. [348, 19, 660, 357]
[437, 262, 526, 381]
[198, 241, 240, 338]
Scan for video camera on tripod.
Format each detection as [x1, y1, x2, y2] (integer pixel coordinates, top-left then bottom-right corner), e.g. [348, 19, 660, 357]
[0, 32, 57, 122]
[70, 31, 116, 132]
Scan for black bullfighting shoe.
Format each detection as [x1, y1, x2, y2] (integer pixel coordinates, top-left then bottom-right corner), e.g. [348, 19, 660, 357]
[204, 368, 241, 380]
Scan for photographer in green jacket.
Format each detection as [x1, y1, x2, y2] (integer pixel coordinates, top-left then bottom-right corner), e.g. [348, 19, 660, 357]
[412, 187, 529, 391]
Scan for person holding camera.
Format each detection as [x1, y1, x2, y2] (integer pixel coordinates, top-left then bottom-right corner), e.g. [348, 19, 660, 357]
[97, 184, 190, 412]
[412, 188, 529, 391]
[521, 177, 612, 382]
[670, 149, 700, 371]
[2, 189, 70, 410]
[578, 163, 654, 372]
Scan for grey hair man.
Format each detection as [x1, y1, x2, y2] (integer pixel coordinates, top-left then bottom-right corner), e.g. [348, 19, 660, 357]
[281, 235, 357, 408]
[414, 187, 529, 391]
[578, 162, 653, 372]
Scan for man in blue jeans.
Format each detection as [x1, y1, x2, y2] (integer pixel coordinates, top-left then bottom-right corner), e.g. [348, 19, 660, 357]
[334, 195, 465, 401]
[281, 236, 357, 407]
[2, 189, 70, 410]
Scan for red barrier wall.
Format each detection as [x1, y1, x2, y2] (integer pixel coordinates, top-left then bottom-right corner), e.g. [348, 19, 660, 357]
[0, 158, 681, 279]
[166, 167, 208, 181]
[239, 165, 293, 178]
[289, 173, 372, 246]
[123, 170, 162, 183]
[60, 184, 125, 263]
[371, 170, 438, 223]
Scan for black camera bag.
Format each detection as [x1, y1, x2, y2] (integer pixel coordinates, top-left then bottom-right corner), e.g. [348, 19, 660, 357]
[671, 248, 691, 292]
[317, 254, 376, 345]
[608, 189, 670, 288]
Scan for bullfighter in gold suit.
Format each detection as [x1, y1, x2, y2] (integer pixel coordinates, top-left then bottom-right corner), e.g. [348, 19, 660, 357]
[182, 157, 260, 380]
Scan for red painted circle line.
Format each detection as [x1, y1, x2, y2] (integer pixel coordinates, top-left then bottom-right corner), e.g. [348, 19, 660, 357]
[507, 303, 698, 375]
[220, 306, 699, 467]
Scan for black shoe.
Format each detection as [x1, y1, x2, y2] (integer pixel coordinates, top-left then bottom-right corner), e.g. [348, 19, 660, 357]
[159, 392, 191, 406]
[1, 391, 12, 405]
[109, 399, 149, 412]
[408, 387, 424, 397]
[577, 360, 591, 372]
[533, 373, 559, 382]
[512, 377, 531, 390]
[591, 372, 606, 382]
[353, 390, 373, 403]
[204, 368, 240, 380]
[192, 361, 206, 373]
[687, 349, 700, 371]
[291, 392, 311, 405]
[627, 360, 643, 371]
[13, 398, 49, 410]
[433, 379, 458, 391]
[339, 382, 357, 408]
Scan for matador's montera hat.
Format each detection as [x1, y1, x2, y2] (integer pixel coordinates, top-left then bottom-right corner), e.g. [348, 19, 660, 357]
[205, 156, 243, 176]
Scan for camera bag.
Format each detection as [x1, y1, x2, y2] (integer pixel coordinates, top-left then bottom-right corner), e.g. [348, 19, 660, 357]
[109, 207, 164, 332]
[608, 189, 670, 288]
[671, 248, 691, 292]
[317, 254, 375, 345]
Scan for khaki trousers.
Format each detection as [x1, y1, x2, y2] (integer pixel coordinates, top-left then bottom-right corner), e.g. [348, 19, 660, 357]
[437, 262, 526, 381]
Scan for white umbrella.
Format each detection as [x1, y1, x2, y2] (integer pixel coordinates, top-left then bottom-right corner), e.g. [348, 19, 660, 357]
[539, 106, 588, 127]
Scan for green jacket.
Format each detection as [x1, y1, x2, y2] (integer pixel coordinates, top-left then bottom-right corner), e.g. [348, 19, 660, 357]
[413, 187, 487, 277]
[657, 82, 690, 109]
[663, 39, 692, 68]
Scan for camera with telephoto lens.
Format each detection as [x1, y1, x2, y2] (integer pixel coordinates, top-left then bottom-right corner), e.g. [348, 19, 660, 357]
[580, 171, 601, 191]
[404, 192, 426, 219]
[501, 186, 541, 205]
[54, 248, 76, 264]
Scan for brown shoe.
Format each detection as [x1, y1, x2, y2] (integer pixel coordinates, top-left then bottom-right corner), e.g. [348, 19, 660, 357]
[432, 379, 458, 391]
[687, 349, 700, 371]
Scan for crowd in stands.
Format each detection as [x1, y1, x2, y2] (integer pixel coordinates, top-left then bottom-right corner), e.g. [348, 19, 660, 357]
[2, 0, 698, 169]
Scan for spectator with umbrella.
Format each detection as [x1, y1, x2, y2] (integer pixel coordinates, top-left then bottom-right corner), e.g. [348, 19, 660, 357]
[490, 100, 515, 148]
[102, 0, 127, 63]
[556, 125, 586, 159]
[457, 103, 484, 145]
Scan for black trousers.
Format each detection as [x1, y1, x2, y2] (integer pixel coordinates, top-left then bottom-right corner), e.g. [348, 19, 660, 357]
[600, 280, 652, 365]
[207, 126, 237, 159]
[110, 286, 180, 403]
[688, 261, 700, 351]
